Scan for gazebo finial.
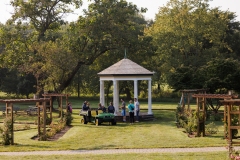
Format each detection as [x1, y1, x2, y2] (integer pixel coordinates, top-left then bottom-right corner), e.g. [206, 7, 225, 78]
[124, 48, 127, 59]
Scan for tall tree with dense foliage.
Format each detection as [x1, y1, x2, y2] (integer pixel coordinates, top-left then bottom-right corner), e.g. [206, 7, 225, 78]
[145, 0, 240, 92]
[0, 0, 151, 96]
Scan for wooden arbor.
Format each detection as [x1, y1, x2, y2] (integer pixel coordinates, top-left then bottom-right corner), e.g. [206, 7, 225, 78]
[220, 99, 240, 156]
[42, 93, 69, 120]
[192, 94, 233, 137]
[0, 98, 50, 144]
[179, 89, 208, 110]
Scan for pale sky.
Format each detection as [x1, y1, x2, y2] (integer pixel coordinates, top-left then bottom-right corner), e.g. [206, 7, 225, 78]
[0, 0, 240, 24]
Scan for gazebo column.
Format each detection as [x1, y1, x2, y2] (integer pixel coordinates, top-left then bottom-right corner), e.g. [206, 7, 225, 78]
[134, 80, 138, 115]
[148, 80, 152, 114]
[100, 80, 105, 106]
[116, 80, 119, 113]
[113, 80, 118, 115]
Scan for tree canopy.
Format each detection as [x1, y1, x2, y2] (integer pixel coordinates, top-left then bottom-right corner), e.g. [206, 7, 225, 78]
[0, 0, 153, 97]
[0, 0, 240, 98]
[146, 0, 240, 93]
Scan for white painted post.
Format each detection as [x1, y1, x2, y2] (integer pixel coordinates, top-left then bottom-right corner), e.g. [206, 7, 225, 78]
[113, 80, 118, 115]
[148, 80, 152, 114]
[116, 80, 119, 113]
[134, 80, 138, 115]
[100, 80, 105, 106]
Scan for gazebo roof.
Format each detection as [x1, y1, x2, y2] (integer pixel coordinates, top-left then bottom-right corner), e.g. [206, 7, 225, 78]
[98, 58, 154, 76]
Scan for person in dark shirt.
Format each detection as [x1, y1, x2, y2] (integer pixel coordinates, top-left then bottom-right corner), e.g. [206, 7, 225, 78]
[82, 101, 87, 109]
[101, 105, 106, 112]
[67, 102, 72, 113]
[98, 103, 106, 112]
[82, 101, 90, 111]
[108, 102, 115, 114]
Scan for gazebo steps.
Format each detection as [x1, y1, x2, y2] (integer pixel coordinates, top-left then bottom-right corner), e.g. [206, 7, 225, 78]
[115, 112, 154, 122]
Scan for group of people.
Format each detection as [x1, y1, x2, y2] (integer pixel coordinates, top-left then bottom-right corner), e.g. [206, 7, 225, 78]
[78, 98, 140, 124]
[121, 98, 140, 124]
[81, 100, 115, 114]
[67, 98, 140, 124]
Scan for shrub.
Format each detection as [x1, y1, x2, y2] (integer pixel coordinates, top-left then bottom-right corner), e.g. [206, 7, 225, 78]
[186, 114, 197, 134]
[213, 113, 222, 121]
[0, 117, 14, 145]
[205, 122, 219, 134]
[65, 112, 73, 126]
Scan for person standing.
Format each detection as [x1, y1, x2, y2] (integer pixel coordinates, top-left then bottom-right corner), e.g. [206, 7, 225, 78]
[128, 100, 135, 124]
[134, 98, 140, 122]
[121, 99, 126, 122]
[67, 102, 72, 114]
[108, 102, 115, 114]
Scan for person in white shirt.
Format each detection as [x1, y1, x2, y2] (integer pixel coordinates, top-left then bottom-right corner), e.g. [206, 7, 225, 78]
[134, 98, 140, 122]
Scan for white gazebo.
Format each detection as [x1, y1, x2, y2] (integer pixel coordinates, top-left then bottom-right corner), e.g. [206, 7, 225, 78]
[98, 58, 154, 115]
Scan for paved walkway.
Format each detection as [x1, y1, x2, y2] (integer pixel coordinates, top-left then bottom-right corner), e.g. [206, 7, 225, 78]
[0, 147, 238, 156]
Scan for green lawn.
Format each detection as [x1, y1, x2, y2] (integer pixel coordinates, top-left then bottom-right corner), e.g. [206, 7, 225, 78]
[0, 109, 227, 151]
[0, 99, 231, 160]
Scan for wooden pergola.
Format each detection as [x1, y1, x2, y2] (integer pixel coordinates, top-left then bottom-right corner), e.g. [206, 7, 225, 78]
[0, 98, 51, 144]
[179, 89, 208, 110]
[220, 99, 240, 157]
[192, 94, 233, 137]
[42, 93, 70, 120]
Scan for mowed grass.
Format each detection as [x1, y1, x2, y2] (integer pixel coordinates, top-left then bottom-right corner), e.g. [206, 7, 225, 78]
[0, 108, 227, 152]
[0, 97, 232, 159]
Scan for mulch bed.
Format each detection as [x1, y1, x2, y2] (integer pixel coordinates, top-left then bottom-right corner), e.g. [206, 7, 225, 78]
[31, 125, 72, 141]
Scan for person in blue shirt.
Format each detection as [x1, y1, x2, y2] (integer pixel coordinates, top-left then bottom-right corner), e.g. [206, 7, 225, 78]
[128, 100, 135, 124]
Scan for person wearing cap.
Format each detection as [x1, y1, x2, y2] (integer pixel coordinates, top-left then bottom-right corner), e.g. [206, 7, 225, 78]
[128, 100, 135, 124]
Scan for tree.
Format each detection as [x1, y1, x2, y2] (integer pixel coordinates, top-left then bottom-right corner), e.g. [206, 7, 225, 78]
[9, 0, 83, 41]
[0, 68, 36, 97]
[0, 0, 150, 96]
[201, 58, 240, 93]
[145, 0, 239, 91]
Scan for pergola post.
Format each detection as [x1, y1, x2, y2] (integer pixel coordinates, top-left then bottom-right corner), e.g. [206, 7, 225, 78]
[6, 102, 14, 145]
